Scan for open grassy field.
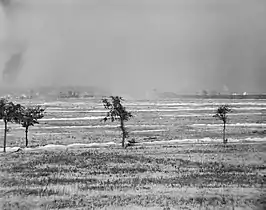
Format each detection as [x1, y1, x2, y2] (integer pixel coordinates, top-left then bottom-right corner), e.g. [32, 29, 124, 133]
[0, 98, 265, 209]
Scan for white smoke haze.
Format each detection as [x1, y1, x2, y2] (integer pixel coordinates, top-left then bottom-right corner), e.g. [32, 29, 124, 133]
[0, 0, 266, 97]
[0, 0, 113, 89]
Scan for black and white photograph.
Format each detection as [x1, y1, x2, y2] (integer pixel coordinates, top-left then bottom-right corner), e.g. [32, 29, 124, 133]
[0, 0, 265, 209]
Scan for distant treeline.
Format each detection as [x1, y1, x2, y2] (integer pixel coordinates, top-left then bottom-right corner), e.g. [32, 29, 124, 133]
[0, 85, 111, 99]
[177, 94, 266, 100]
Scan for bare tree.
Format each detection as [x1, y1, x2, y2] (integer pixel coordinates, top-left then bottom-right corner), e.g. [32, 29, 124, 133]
[102, 96, 133, 148]
[19, 106, 45, 147]
[213, 104, 232, 144]
[0, 98, 23, 152]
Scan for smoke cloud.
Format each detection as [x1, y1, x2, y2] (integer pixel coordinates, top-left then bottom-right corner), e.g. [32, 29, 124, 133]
[0, 0, 266, 97]
[2, 51, 23, 82]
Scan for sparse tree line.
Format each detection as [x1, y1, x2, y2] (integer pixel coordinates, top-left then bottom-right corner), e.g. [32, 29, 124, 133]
[101, 97, 232, 147]
[0, 96, 232, 152]
[0, 98, 45, 152]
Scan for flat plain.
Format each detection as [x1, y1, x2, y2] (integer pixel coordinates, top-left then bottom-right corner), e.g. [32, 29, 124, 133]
[0, 98, 265, 209]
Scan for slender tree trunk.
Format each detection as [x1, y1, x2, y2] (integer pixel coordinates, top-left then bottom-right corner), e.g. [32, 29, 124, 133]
[3, 120, 7, 153]
[120, 119, 125, 148]
[223, 122, 226, 144]
[25, 127, 29, 147]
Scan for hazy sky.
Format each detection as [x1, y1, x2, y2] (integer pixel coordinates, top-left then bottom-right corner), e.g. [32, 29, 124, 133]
[0, 0, 266, 97]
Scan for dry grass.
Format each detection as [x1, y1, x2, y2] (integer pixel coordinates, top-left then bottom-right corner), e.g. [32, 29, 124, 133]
[0, 142, 265, 210]
[1, 98, 266, 209]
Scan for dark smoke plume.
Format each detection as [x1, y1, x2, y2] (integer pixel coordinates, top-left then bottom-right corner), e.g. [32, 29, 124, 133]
[0, 0, 9, 7]
[2, 51, 23, 83]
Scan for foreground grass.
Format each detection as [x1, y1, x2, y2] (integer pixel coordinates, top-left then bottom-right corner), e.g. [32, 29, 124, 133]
[0, 143, 265, 210]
